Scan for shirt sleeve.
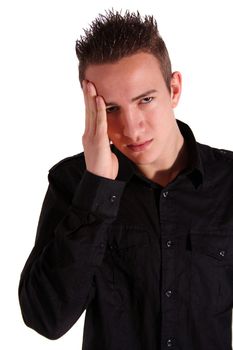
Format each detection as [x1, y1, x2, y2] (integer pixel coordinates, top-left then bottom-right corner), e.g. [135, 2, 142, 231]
[18, 168, 126, 340]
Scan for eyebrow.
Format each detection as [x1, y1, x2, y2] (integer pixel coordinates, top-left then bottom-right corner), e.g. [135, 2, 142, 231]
[105, 89, 157, 107]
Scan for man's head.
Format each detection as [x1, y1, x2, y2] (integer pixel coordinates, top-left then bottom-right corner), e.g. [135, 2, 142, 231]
[75, 10, 172, 93]
[76, 10, 184, 180]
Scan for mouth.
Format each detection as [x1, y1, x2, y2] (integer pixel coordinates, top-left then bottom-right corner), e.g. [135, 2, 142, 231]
[127, 139, 153, 152]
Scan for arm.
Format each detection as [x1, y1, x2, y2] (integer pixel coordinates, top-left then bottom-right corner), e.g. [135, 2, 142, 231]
[19, 80, 123, 339]
[18, 167, 125, 339]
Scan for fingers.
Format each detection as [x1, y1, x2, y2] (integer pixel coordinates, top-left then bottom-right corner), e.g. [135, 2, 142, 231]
[82, 80, 107, 137]
[81, 80, 117, 179]
[82, 80, 97, 136]
[95, 95, 108, 135]
[82, 80, 89, 131]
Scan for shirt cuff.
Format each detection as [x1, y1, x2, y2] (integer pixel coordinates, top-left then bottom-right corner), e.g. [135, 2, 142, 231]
[72, 170, 126, 219]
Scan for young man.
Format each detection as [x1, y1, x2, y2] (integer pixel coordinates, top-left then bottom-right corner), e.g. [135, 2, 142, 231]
[19, 10, 233, 350]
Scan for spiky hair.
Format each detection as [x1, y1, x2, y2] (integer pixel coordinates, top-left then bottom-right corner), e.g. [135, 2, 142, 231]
[75, 9, 172, 91]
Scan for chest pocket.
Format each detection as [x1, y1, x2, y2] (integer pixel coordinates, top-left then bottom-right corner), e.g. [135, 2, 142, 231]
[108, 224, 150, 250]
[190, 233, 233, 262]
[104, 225, 150, 301]
[190, 232, 233, 315]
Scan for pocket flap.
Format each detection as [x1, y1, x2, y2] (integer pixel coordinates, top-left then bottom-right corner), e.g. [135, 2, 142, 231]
[190, 233, 233, 261]
[108, 224, 149, 249]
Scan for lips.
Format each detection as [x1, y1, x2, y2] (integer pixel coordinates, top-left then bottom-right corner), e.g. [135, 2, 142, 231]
[127, 139, 153, 152]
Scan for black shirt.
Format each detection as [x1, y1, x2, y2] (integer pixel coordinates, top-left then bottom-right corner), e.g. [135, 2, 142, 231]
[19, 119, 233, 349]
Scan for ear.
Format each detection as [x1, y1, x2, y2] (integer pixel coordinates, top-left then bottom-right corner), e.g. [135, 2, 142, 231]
[170, 71, 182, 108]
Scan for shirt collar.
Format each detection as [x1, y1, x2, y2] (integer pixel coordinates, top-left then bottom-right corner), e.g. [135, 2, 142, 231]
[176, 118, 204, 188]
[112, 118, 204, 189]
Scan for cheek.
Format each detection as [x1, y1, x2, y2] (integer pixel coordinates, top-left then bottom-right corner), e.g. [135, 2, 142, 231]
[145, 106, 172, 136]
[107, 118, 121, 139]
[145, 109, 159, 129]
[150, 100, 172, 122]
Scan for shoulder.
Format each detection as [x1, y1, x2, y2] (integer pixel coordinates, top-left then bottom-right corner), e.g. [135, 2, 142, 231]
[211, 147, 233, 161]
[202, 143, 233, 162]
[198, 142, 233, 176]
[49, 151, 86, 175]
[47, 152, 86, 196]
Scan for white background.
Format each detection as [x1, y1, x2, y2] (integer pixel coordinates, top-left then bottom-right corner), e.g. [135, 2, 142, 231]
[1, 0, 233, 348]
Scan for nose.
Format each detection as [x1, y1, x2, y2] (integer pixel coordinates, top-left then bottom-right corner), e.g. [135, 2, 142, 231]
[121, 109, 144, 140]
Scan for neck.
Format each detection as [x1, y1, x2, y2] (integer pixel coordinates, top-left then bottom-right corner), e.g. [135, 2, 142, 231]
[137, 128, 189, 187]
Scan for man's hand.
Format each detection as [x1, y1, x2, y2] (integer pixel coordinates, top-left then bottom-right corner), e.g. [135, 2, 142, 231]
[82, 80, 119, 180]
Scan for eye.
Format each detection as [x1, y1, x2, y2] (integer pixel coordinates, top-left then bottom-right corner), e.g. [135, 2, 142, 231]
[106, 106, 119, 114]
[140, 97, 154, 104]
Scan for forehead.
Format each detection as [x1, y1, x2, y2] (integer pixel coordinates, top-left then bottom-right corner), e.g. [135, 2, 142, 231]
[84, 52, 166, 98]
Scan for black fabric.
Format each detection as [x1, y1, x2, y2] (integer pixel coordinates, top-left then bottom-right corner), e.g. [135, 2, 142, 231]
[19, 119, 233, 349]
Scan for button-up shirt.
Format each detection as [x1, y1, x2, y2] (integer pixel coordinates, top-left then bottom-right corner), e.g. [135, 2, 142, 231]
[19, 119, 233, 349]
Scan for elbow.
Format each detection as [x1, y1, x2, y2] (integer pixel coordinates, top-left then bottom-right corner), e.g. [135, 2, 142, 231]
[19, 288, 67, 341]
[20, 307, 67, 340]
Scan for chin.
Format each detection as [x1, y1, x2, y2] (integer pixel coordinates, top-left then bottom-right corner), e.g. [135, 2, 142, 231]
[126, 152, 158, 165]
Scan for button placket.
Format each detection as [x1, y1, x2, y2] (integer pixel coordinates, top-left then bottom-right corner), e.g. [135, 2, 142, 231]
[167, 338, 173, 347]
[166, 240, 173, 248]
[161, 236, 177, 348]
[160, 187, 177, 347]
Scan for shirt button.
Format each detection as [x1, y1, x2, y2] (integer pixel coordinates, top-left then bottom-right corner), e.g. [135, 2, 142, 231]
[166, 240, 173, 248]
[219, 250, 225, 257]
[167, 339, 173, 347]
[163, 191, 169, 198]
[165, 290, 172, 298]
[110, 195, 117, 203]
